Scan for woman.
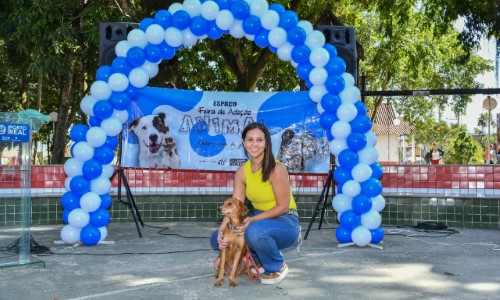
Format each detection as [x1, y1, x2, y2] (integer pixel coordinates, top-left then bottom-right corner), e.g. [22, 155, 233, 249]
[429, 143, 444, 165]
[210, 122, 300, 285]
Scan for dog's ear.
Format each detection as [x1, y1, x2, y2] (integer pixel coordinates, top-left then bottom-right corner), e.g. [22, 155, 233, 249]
[239, 201, 249, 216]
[153, 113, 169, 134]
[128, 118, 140, 129]
[158, 112, 166, 122]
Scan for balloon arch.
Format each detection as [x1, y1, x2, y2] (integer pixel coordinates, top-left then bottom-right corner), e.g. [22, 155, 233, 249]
[60, 0, 385, 246]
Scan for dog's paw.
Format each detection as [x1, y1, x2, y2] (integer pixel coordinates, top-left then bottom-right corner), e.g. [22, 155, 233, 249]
[214, 280, 223, 287]
[229, 280, 237, 287]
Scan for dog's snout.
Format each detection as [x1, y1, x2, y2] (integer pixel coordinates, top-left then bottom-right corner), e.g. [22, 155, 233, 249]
[149, 134, 158, 143]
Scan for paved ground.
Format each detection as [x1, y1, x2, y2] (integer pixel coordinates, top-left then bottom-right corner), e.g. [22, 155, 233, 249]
[0, 221, 499, 300]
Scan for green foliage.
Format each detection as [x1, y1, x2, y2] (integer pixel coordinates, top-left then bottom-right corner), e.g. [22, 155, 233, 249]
[446, 130, 482, 164]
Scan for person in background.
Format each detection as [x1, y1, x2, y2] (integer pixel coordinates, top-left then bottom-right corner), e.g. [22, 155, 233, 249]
[484, 144, 494, 164]
[427, 143, 444, 165]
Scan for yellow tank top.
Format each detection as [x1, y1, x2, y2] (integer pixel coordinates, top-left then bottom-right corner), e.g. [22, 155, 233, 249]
[244, 160, 297, 211]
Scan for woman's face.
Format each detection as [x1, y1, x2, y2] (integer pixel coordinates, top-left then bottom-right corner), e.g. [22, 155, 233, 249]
[243, 128, 266, 160]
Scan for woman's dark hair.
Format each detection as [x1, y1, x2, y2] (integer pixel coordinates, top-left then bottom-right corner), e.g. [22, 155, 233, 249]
[242, 122, 276, 182]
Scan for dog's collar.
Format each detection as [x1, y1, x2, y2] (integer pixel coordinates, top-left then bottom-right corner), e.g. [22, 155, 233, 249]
[227, 224, 239, 231]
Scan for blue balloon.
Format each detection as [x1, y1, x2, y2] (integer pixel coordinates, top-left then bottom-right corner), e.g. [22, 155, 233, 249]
[337, 183, 343, 194]
[269, 3, 285, 15]
[93, 100, 113, 119]
[361, 178, 383, 197]
[324, 44, 338, 58]
[62, 209, 70, 224]
[278, 10, 298, 30]
[111, 57, 132, 75]
[231, 0, 250, 20]
[90, 208, 111, 227]
[321, 93, 342, 113]
[335, 225, 353, 243]
[325, 75, 345, 94]
[190, 16, 209, 36]
[61, 191, 81, 211]
[82, 159, 103, 180]
[154, 10, 172, 28]
[125, 85, 141, 99]
[370, 162, 383, 179]
[96, 66, 112, 81]
[100, 194, 113, 209]
[207, 21, 223, 40]
[370, 227, 384, 244]
[172, 10, 191, 30]
[305, 79, 313, 89]
[93, 146, 115, 164]
[287, 26, 306, 45]
[333, 167, 353, 185]
[347, 132, 367, 151]
[319, 112, 338, 130]
[109, 92, 131, 110]
[339, 209, 361, 230]
[104, 136, 119, 150]
[139, 17, 155, 31]
[355, 101, 368, 116]
[145, 44, 162, 63]
[126, 46, 146, 67]
[69, 124, 89, 142]
[338, 149, 359, 169]
[324, 56, 346, 76]
[352, 195, 372, 214]
[242, 15, 262, 35]
[296, 62, 314, 80]
[291, 45, 311, 64]
[159, 42, 176, 60]
[268, 45, 277, 53]
[254, 30, 270, 48]
[80, 225, 101, 246]
[350, 115, 372, 133]
[70, 175, 91, 195]
[215, 0, 231, 10]
[88, 116, 101, 127]
[325, 129, 334, 141]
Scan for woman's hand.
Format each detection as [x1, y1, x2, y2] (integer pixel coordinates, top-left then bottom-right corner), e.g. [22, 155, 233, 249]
[234, 216, 253, 236]
[217, 230, 231, 249]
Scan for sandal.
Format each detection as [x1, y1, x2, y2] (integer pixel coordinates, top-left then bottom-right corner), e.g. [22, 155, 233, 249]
[260, 262, 288, 285]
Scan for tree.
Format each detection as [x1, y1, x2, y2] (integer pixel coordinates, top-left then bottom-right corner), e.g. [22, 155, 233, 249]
[446, 130, 482, 164]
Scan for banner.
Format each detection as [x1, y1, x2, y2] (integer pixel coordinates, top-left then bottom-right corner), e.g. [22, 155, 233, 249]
[121, 87, 330, 173]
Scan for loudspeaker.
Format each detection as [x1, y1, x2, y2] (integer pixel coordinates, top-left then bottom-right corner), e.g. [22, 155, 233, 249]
[99, 22, 139, 66]
[315, 26, 358, 85]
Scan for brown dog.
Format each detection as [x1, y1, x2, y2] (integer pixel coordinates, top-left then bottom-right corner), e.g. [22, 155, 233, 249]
[214, 198, 249, 287]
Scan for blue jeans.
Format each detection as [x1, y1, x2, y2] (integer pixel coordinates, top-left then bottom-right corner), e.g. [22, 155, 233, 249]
[210, 210, 300, 274]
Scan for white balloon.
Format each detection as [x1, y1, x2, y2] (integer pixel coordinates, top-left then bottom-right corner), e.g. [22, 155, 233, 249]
[351, 163, 373, 183]
[128, 68, 149, 88]
[358, 146, 379, 165]
[268, 27, 287, 48]
[111, 109, 129, 124]
[64, 176, 72, 191]
[127, 29, 148, 48]
[140, 61, 159, 78]
[260, 10, 279, 30]
[107, 73, 129, 92]
[361, 210, 382, 230]
[331, 120, 351, 140]
[183, 0, 202, 17]
[305, 30, 326, 49]
[276, 42, 293, 61]
[332, 194, 352, 213]
[201, 1, 220, 20]
[229, 20, 245, 38]
[216, 10, 234, 31]
[342, 180, 361, 197]
[68, 208, 90, 228]
[145, 24, 165, 45]
[309, 67, 328, 86]
[290, 60, 298, 68]
[245, 34, 255, 41]
[90, 81, 112, 101]
[351, 226, 372, 247]
[329, 138, 348, 156]
[101, 117, 123, 136]
[165, 27, 183, 47]
[308, 85, 328, 103]
[98, 226, 108, 241]
[101, 164, 116, 179]
[168, 2, 184, 14]
[316, 102, 325, 114]
[64, 158, 83, 177]
[309, 47, 330, 67]
[339, 85, 361, 104]
[73, 142, 95, 162]
[250, 0, 269, 17]
[371, 195, 386, 212]
[80, 95, 98, 117]
[86, 127, 107, 148]
[337, 102, 357, 122]
[342, 72, 356, 87]
[80, 192, 102, 212]
[91, 176, 112, 195]
[297, 20, 314, 35]
[60, 225, 82, 244]
[115, 40, 131, 58]
[365, 131, 377, 147]
[183, 28, 199, 47]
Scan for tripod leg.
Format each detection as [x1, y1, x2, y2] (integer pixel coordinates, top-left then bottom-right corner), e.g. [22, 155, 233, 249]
[318, 177, 332, 230]
[119, 170, 143, 238]
[303, 170, 333, 240]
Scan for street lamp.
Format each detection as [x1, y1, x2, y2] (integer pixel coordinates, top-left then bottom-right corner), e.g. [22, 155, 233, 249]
[49, 112, 58, 163]
[482, 96, 497, 164]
